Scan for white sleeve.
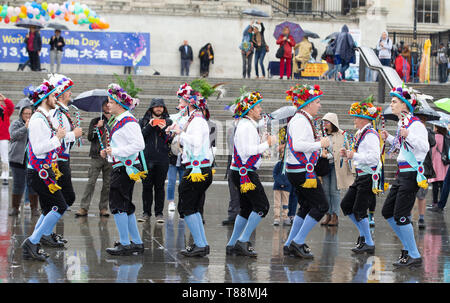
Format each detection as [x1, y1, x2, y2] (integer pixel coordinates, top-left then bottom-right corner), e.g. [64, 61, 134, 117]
[291, 118, 321, 153]
[352, 133, 380, 165]
[111, 122, 145, 157]
[405, 122, 429, 155]
[180, 117, 206, 151]
[28, 118, 61, 155]
[234, 121, 268, 156]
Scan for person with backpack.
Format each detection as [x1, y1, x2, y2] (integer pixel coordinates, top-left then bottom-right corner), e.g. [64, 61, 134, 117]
[428, 124, 449, 208]
[320, 39, 338, 80]
[376, 31, 393, 67]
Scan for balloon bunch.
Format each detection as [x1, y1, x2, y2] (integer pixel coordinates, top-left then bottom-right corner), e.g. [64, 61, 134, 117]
[0, 1, 109, 30]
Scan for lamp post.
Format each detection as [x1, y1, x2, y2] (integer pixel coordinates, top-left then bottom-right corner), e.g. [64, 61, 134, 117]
[411, 0, 418, 82]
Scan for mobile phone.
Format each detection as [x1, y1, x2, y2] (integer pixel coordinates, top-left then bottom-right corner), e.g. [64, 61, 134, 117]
[152, 119, 165, 126]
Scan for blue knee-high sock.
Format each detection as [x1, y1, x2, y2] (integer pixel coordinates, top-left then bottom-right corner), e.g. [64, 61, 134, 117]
[386, 217, 407, 250]
[238, 211, 262, 243]
[359, 218, 374, 246]
[43, 209, 66, 236]
[34, 214, 45, 231]
[184, 213, 205, 248]
[284, 215, 304, 246]
[227, 215, 248, 247]
[114, 212, 130, 245]
[398, 223, 421, 258]
[195, 212, 208, 247]
[127, 213, 143, 245]
[293, 215, 318, 245]
[348, 214, 363, 236]
[29, 211, 62, 244]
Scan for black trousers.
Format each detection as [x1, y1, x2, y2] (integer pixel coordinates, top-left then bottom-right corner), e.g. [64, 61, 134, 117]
[231, 170, 270, 219]
[227, 171, 241, 220]
[109, 167, 137, 215]
[57, 160, 76, 207]
[340, 174, 375, 221]
[178, 167, 213, 217]
[27, 50, 40, 71]
[381, 171, 419, 225]
[27, 168, 67, 216]
[287, 172, 329, 222]
[142, 162, 169, 217]
[431, 181, 444, 204]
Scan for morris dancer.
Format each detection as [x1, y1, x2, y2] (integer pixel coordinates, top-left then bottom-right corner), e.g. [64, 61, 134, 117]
[49, 74, 82, 211]
[21, 80, 67, 261]
[340, 96, 382, 254]
[283, 84, 330, 259]
[167, 83, 213, 257]
[381, 85, 429, 267]
[101, 83, 146, 256]
[225, 90, 276, 258]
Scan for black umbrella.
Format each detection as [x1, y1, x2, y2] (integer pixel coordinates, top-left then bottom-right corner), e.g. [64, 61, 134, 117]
[325, 32, 339, 40]
[242, 9, 270, 17]
[46, 22, 69, 31]
[303, 30, 320, 39]
[15, 97, 32, 110]
[15, 19, 44, 29]
[72, 89, 108, 113]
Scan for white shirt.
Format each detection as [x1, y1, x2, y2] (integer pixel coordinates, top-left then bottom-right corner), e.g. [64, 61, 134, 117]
[109, 111, 145, 162]
[28, 107, 62, 161]
[50, 103, 76, 159]
[231, 117, 269, 170]
[180, 114, 212, 164]
[352, 123, 380, 169]
[286, 111, 321, 165]
[387, 114, 429, 163]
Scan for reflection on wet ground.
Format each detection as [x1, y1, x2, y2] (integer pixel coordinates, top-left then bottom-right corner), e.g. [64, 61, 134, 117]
[0, 181, 449, 283]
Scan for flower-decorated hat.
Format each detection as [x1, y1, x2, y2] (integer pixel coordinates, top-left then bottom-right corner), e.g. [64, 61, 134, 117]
[107, 83, 140, 111]
[285, 84, 323, 109]
[28, 80, 56, 107]
[177, 83, 207, 110]
[232, 90, 263, 118]
[348, 95, 382, 120]
[48, 74, 74, 99]
[389, 84, 419, 113]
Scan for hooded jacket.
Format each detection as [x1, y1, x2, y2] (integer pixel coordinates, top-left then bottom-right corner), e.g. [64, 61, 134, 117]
[376, 31, 393, 60]
[139, 98, 173, 164]
[9, 105, 31, 167]
[334, 25, 355, 63]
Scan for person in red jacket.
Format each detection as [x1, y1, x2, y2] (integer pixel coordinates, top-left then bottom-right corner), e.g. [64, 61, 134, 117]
[0, 93, 14, 185]
[276, 27, 295, 79]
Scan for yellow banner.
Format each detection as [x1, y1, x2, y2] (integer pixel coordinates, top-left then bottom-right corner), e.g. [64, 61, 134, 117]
[301, 63, 328, 77]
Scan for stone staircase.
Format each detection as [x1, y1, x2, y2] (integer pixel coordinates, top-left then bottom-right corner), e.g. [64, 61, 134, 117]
[0, 71, 448, 183]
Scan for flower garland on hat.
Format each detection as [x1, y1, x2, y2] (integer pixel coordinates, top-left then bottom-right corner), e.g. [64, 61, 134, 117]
[389, 83, 419, 113]
[107, 83, 140, 111]
[177, 82, 207, 110]
[232, 89, 263, 118]
[48, 74, 74, 99]
[348, 95, 382, 121]
[286, 84, 323, 109]
[29, 80, 56, 107]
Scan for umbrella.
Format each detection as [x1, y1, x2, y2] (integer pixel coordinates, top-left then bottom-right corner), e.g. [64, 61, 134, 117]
[434, 98, 450, 113]
[383, 95, 440, 122]
[428, 111, 450, 128]
[72, 89, 108, 113]
[15, 19, 44, 29]
[242, 9, 270, 17]
[270, 106, 297, 122]
[46, 23, 69, 31]
[273, 21, 304, 44]
[303, 30, 320, 39]
[15, 98, 32, 110]
[325, 32, 339, 40]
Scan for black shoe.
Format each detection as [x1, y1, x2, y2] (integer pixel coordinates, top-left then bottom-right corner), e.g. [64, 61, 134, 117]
[106, 243, 133, 256]
[180, 244, 207, 257]
[429, 206, 444, 213]
[222, 218, 235, 226]
[40, 234, 65, 248]
[205, 245, 210, 255]
[418, 218, 426, 229]
[288, 242, 314, 259]
[130, 242, 145, 255]
[393, 254, 422, 267]
[283, 245, 293, 256]
[22, 239, 48, 261]
[351, 242, 375, 254]
[52, 233, 67, 244]
[398, 249, 408, 260]
[226, 245, 237, 256]
[233, 240, 258, 258]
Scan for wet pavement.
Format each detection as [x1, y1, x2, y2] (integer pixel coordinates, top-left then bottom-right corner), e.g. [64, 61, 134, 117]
[0, 181, 449, 283]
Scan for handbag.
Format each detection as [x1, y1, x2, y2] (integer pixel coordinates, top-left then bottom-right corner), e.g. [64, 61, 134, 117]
[315, 156, 330, 177]
[276, 41, 286, 59]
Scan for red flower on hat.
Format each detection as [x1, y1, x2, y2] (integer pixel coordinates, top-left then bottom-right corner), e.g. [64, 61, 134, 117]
[314, 84, 320, 91]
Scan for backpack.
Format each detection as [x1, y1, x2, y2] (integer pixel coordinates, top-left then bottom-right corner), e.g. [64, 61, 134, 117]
[436, 134, 450, 166]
